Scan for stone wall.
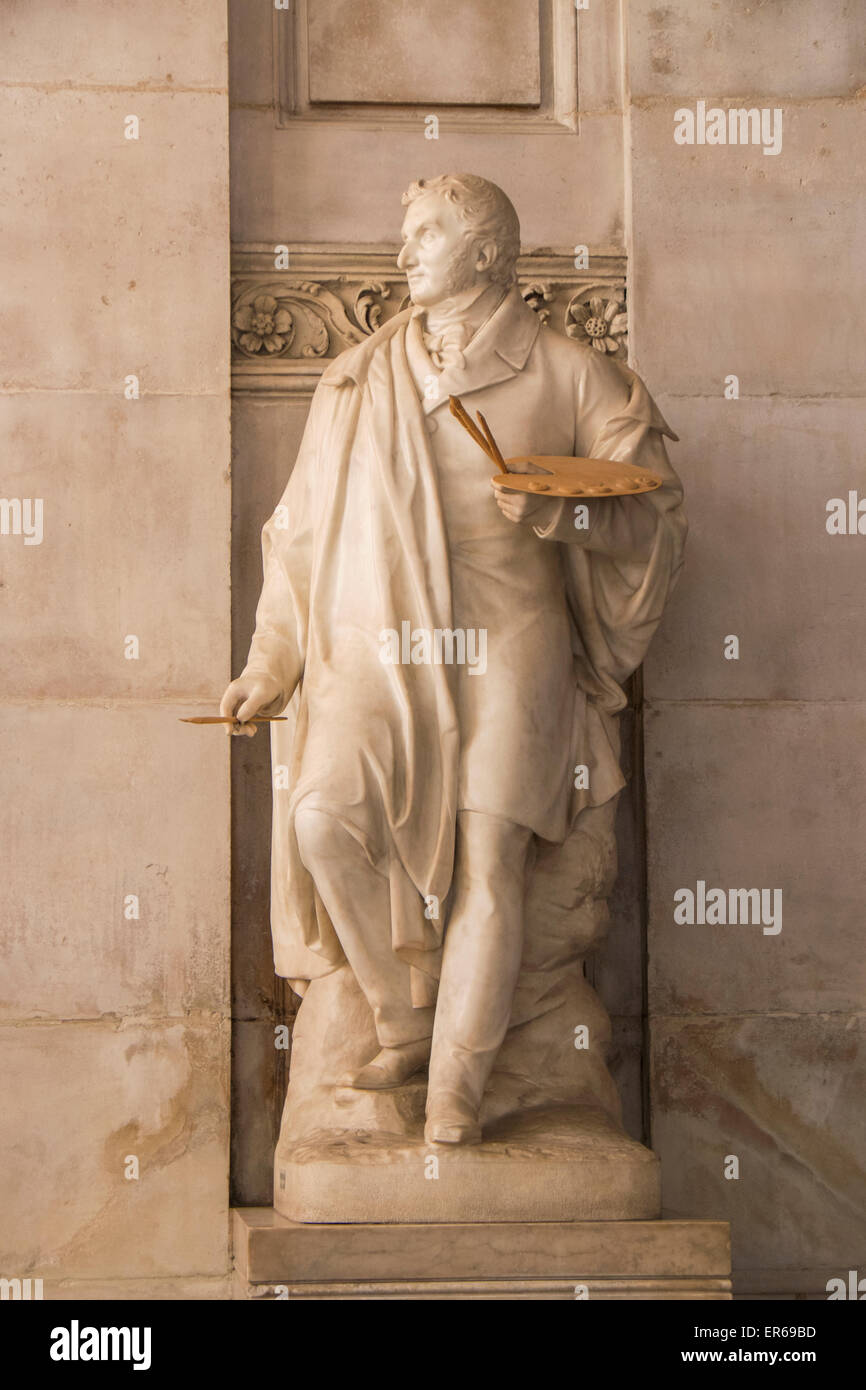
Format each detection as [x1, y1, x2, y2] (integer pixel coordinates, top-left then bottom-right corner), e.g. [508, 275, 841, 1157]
[0, 1, 232, 1298]
[629, 0, 866, 1298]
[2, 0, 862, 1303]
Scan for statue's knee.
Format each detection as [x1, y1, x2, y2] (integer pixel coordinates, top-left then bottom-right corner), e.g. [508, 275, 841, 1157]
[294, 803, 344, 869]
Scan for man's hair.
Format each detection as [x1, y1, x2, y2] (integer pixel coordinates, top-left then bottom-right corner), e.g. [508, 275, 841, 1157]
[401, 174, 521, 287]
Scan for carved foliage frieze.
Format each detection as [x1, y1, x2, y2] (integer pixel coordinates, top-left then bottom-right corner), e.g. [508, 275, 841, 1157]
[231, 247, 627, 395]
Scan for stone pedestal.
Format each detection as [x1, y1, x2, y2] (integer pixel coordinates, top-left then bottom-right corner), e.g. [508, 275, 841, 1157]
[232, 1208, 732, 1300]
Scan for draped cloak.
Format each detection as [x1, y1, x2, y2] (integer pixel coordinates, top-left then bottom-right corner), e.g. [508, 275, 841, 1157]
[241, 287, 687, 999]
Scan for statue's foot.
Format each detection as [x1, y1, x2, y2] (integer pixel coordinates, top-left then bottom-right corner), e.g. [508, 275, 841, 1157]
[424, 1097, 482, 1146]
[338, 1038, 432, 1091]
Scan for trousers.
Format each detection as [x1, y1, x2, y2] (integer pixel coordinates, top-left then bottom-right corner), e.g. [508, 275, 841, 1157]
[294, 803, 532, 1114]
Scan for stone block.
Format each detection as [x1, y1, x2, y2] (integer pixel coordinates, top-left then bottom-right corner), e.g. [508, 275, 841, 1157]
[652, 1015, 866, 1283]
[0, 703, 229, 1022]
[0, 0, 227, 89]
[233, 1206, 731, 1299]
[0, 392, 229, 699]
[629, 0, 866, 100]
[643, 396, 866, 703]
[0, 87, 229, 394]
[229, 107, 625, 247]
[307, 0, 541, 107]
[629, 102, 866, 398]
[0, 1019, 229, 1278]
[644, 702, 866, 1016]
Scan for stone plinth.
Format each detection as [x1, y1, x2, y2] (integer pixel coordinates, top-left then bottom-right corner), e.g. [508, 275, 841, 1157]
[274, 1105, 660, 1224]
[232, 1208, 731, 1300]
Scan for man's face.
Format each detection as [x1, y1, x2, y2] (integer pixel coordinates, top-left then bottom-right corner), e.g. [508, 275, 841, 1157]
[397, 191, 489, 307]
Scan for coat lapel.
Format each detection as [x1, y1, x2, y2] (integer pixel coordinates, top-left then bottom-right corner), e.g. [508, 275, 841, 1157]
[416, 285, 541, 415]
[321, 285, 541, 419]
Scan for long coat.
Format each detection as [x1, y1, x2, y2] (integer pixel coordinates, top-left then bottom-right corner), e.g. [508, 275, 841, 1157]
[241, 286, 687, 996]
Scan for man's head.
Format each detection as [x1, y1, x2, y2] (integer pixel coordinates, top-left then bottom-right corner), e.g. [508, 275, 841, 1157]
[397, 174, 521, 307]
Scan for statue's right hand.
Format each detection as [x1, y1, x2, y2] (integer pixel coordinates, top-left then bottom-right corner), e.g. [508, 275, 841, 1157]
[219, 672, 284, 738]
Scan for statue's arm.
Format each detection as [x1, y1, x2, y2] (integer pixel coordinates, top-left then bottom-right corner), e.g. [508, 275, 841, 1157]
[220, 389, 321, 732]
[239, 533, 308, 709]
[500, 438, 669, 560]
[530, 351, 684, 561]
[530, 489, 660, 558]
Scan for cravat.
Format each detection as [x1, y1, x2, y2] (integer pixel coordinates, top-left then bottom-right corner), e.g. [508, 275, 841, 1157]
[419, 284, 491, 370]
[424, 319, 472, 370]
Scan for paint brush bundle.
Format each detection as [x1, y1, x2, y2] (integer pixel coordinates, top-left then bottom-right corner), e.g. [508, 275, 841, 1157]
[448, 395, 663, 498]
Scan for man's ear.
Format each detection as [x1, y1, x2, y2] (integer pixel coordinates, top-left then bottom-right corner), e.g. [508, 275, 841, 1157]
[474, 239, 499, 275]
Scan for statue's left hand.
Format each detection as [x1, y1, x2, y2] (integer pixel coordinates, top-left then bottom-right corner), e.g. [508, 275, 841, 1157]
[491, 480, 559, 527]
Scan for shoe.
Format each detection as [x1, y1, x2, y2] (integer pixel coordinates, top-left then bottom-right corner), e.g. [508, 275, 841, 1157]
[424, 1096, 482, 1146]
[338, 1038, 431, 1091]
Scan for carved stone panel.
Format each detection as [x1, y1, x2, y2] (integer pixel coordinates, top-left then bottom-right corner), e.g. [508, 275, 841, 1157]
[307, 0, 542, 107]
[275, 0, 579, 132]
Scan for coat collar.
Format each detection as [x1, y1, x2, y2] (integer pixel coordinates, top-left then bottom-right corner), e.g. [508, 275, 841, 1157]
[414, 284, 540, 414]
[320, 284, 540, 413]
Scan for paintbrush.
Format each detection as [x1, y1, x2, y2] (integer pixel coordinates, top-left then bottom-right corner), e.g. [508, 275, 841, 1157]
[180, 716, 288, 725]
[448, 394, 662, 498]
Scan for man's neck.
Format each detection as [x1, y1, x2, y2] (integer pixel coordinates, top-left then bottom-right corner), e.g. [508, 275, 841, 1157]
[419, 282, 507, 341]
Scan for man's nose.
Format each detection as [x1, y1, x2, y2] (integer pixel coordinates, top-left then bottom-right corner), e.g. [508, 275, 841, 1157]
[397, 242, 414, 270]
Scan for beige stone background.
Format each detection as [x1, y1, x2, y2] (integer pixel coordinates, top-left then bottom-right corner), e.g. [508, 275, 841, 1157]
[0, 0, 232, 1299]
[632, 2, 866, 1296]
[1, 0, 863, 1300]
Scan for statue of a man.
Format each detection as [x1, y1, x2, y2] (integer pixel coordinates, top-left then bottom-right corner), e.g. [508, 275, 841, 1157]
[221, 174, 686, 1150]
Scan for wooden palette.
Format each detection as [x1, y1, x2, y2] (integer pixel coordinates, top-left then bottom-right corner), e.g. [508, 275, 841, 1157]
[492, 454, 662, 498]
[448, 395, 662, 499]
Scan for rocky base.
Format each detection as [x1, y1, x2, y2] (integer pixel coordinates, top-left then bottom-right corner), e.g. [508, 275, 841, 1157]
[274, 1104, 661, 1224]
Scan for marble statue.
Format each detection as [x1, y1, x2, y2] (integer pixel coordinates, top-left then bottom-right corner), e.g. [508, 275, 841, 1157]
[221, 174, 687, 1221]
